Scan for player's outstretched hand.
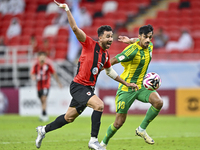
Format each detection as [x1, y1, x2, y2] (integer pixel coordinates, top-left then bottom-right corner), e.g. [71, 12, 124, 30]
[126, 82, 139, 91]
[54, 0, 69, 11]
[118, 36, 130, 44]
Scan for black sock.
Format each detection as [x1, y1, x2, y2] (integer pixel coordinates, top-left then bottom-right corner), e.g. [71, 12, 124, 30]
[42, 110, 46, 116]
[91, 110, 102, 138]
[45, 114, 68, 133]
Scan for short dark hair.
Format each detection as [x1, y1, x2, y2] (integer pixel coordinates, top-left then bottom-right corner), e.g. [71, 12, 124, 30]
[97, 25, 113, 37]
[139, 24, 154, 35]
[38, 51, 47, 56]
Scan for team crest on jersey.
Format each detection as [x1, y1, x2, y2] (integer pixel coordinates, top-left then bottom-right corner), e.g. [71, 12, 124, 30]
[118, 55, 125, 61]
[87, 91, 91, 96]
[92, 67, 98, 75]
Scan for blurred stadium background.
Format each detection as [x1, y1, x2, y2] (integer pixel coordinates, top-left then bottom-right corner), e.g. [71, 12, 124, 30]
[0, 0, 200, 117]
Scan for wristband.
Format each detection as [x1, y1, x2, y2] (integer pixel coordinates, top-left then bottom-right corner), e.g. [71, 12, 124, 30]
[59, 4, 69, 11]
[65, 5, 69, 11]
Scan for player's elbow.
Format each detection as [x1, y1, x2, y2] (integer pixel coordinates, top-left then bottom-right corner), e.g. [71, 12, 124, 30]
[71, 25, 78, 32]
[105, 67, 118, 79]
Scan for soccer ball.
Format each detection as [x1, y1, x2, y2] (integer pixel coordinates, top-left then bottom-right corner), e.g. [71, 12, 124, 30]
[143, 72, 161, 90]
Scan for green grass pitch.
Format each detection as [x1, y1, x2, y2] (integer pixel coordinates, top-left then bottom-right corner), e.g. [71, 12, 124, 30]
[0, 114, 200, 150]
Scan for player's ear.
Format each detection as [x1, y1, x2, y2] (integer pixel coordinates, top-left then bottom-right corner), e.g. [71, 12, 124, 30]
[138, 34, 141, 40]
[98, 35, 103, 41]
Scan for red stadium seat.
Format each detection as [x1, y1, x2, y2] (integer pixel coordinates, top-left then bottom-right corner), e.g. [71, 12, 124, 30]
[145, 19, 156, 26]
[55, 35, 68, 45]
[1, 14, 13, 22]
[34, 19, 46, 28]
[168, 10, 180, 19]
[180, 9, 191, 18]
[34, 27, 44, 36]
[157, 10, 168, 19]
[22, 27, 34, 36]
[168, 2, 179, 11]
[22, 19, 35, 28]
[35, 12, 46, 20]
[20, 35, 31, 45]
[8, 36, 21, 46]
[57, 28, 69, 36]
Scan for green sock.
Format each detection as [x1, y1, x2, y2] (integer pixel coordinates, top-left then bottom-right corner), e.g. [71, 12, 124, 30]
[140, 106, 160, 129]
[102, 123, 118, 145]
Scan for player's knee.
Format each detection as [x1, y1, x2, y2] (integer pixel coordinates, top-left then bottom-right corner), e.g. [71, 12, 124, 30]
[64, 115, 75, 123]
[114, 120, 125, 129]
[154, 98, 163, 110]
[94, 101, 104, 112]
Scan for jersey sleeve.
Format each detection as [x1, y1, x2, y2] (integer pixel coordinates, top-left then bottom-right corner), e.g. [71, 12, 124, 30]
[48, 63, 55, 74]
[79, 35, 94, 52]
[31, 63, 37, 74]
[103, 53, 111, 69]
[115, 44, 138, 62]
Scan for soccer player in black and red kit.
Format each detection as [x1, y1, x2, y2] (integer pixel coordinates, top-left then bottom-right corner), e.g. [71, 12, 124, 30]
[35, 1, 139, 150]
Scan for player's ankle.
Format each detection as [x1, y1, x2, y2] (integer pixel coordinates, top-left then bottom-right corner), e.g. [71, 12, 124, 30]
[138, 126, 145, 132]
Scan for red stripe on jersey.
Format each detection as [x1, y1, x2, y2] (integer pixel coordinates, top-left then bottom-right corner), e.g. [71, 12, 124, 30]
[73, 36, 111, 86]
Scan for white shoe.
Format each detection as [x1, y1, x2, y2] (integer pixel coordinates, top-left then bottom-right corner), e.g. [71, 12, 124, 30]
[88, 138, 106, 150]
[135, 127, 154, 144]
[39, 115, 49, 122]
[100, 141, 107, 149]
[35, 126, 45, 148]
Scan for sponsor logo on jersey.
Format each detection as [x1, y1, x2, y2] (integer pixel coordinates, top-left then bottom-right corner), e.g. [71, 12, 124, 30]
[118, 55, 125, 61]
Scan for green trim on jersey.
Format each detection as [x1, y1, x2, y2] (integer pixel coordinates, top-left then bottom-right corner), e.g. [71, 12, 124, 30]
[115, 41, 153, 92]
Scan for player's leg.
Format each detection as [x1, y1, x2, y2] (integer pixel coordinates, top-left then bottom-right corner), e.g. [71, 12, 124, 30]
[40, 95, 48, 121]
[38, 89, 49, 122]
[100, 113, 127, 148]
[35, 107, 79, 148]
[136, 88, 163, 144]
[101, 91, 136, 148]
[140, 92, 163, 130]
[87, 95, 106, 150]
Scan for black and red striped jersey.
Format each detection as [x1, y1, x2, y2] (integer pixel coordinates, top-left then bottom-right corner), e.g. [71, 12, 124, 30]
[73, 35, 111, 86]
[31, 61, 55, 90]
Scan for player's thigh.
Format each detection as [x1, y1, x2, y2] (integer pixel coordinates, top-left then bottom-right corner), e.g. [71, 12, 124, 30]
[38, 88, 49, 99]
[70, 81, 95, 106]
[115, 91, 137, 114]
[137, 87, 157, 103]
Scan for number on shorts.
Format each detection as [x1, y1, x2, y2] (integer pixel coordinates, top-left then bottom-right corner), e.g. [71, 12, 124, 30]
[118, 101, 125, 109]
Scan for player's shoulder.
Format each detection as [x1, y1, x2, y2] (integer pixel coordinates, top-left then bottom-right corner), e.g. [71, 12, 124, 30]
[148, 42, 153, 49]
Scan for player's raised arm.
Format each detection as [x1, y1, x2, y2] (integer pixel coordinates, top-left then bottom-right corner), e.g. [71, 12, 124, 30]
[118, 36, 138, 44]
[54, 0, 86, 42]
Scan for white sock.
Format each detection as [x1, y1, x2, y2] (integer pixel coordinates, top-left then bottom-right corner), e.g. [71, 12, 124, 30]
[138, 126, 145, 132]
[42, 125, 46, 134]
[90, 137, 98, 142]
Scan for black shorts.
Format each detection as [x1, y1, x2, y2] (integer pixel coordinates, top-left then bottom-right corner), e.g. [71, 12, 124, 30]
[69, 81, 95, 114]
[38, 88, 49, 98]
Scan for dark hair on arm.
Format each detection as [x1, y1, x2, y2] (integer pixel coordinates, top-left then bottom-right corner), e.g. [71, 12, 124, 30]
[97, 25, 113, 37]
[139, 24, 154, 35]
